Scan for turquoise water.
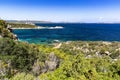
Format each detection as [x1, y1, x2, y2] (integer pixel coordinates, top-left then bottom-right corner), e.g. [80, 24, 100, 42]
[13, 23, 120, 44]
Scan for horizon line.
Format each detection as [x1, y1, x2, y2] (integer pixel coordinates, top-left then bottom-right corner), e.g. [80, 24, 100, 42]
[5, 19, 120, 24]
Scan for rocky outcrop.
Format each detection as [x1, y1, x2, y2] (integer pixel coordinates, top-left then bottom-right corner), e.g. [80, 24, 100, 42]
[45, 53, 60, 71]
[32, 53, 60, 76]
[0, 60, 12, 79]
[0, 35, 2, 38]
[32, 61, 41, 77]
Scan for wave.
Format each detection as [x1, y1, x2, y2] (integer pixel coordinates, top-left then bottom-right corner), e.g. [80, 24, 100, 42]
[49, 26, 64, 29]
[12, 26, 64, 30]
[37, 26, 64, 29]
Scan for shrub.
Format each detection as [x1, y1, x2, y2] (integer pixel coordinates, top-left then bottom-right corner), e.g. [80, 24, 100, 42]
[10, 73, 34, 80]
[0, 38, 38, 72]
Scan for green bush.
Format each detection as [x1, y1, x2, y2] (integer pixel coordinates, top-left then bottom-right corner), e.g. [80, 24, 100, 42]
[0, 38, 38, 72]
[10, 73, 34, 80]
[0, 20, 6, 27]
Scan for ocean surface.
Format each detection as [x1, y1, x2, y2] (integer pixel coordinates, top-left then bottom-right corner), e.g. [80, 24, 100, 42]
[13, 23, 120, 44]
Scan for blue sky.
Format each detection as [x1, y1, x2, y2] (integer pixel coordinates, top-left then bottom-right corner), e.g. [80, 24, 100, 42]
[0, 0, 120, 22]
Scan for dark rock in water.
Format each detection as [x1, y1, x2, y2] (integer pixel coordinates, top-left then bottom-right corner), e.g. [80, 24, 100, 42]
[45, 53, 60, 71]
[40, 40, 45, 42]
[40, 38, 47, 42]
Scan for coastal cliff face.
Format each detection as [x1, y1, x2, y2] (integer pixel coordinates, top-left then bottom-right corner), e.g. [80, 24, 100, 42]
[0, 20, 17, 40]
[0, 20, 120, 80]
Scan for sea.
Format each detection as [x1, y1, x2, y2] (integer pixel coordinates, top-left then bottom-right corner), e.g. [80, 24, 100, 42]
[13, 23, 120, 44]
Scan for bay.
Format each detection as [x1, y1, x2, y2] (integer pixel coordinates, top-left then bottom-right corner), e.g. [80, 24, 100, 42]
[13, 23, 120, 44]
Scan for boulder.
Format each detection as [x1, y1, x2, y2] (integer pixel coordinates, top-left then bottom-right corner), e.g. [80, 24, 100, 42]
[0, 35, 2, 38]
[32, 62, 41, 76]
[45, 53, 60, 71]
[32, 53, 60, 76]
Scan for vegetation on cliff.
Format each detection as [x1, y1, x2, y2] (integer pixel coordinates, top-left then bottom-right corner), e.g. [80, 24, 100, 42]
[0, 20, 16, 39]
[0, 20, 120, 80]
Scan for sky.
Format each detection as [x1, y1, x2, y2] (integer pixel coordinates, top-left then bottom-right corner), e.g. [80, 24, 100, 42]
[0, 0, 120, 22]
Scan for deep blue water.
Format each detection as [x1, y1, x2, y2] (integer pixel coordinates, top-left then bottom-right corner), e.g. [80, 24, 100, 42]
[13, 23, 120, 44]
